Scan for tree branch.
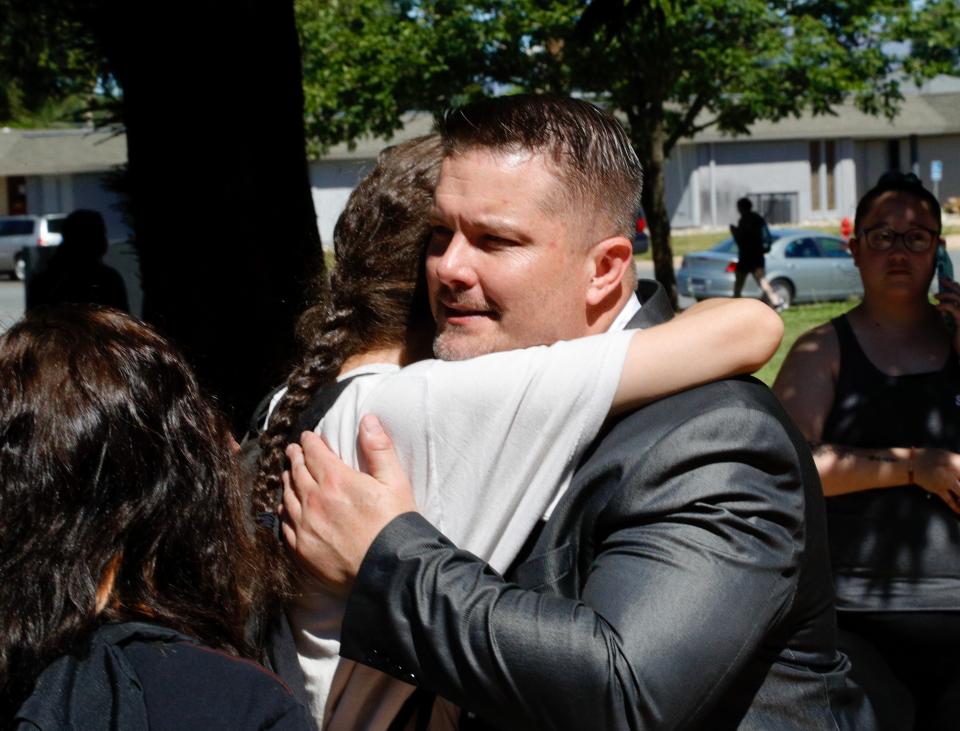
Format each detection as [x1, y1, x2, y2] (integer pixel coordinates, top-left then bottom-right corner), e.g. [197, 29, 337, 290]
[664, 92, 709, 154]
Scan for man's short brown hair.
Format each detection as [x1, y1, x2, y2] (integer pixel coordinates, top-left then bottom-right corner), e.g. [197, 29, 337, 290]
[438, 94, 643, 240]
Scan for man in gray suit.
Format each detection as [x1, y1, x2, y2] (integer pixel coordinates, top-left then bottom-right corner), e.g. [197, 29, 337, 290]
[282, 95, 874, 729]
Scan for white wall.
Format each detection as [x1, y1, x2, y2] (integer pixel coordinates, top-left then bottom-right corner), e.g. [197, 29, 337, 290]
[665, 145, 698, 227]
[25, 173, 130, 240]
[918, 136, 960, 203]
[71, 172, 130, 240]
[686, 139, 810, 227]
[309, 159, 374, 249]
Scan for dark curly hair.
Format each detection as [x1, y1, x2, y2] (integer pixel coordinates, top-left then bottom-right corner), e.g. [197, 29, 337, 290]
[0, 306, 265, 720]
[252, 134, 441, 593]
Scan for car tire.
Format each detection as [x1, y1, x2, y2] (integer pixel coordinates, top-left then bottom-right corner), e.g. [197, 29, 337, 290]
[13, 255, 25, 282]
[769, 278, 794, 309]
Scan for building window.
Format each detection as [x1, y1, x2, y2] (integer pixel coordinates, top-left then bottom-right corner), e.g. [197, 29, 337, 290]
[810, 140, 837, 212]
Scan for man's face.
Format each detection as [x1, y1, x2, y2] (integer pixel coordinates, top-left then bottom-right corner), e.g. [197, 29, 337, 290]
[427, 149, 593, 360]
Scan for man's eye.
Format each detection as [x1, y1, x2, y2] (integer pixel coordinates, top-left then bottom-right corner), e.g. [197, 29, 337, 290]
[872, 230, 894, 243]
[906, 230, 932, 246]
[483, 234, 517, 247]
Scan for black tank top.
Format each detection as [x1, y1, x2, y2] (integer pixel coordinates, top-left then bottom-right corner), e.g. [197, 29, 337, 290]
[823, 314, 960, 612]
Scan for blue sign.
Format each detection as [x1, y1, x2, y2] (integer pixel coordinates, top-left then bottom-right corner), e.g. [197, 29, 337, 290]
[931, 160, 943, 182]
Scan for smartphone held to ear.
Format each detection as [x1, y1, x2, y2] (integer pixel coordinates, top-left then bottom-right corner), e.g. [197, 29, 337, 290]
[937, 246, 954, 292]
[936, 246, 957, 335]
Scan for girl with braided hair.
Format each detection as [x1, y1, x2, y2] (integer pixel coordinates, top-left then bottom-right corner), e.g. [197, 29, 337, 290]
[253, 135, 784, 729]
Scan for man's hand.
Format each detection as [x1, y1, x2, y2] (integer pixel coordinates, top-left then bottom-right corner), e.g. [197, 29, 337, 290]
[281, 415, 417, 596]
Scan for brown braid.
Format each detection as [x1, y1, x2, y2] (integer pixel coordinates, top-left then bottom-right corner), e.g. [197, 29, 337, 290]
[252, 134, 442, 597]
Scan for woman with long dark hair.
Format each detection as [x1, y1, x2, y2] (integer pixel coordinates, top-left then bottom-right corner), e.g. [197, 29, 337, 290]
[0, 306, 312, 729]
[252, 135, 785, 729]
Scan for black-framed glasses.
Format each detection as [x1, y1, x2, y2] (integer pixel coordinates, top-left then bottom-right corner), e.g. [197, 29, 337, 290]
[860, 224, 939, 253]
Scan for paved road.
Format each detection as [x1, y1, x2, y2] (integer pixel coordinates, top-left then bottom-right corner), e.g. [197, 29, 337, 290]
[635, 259, 695, 309]
[0, 280, 23, 334]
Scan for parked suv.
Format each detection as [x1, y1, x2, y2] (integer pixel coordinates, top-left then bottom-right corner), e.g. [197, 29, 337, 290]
[0, 214, 66, 280]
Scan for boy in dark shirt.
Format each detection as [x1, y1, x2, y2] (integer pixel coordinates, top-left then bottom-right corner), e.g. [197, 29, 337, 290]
[731, 197, 784, 310]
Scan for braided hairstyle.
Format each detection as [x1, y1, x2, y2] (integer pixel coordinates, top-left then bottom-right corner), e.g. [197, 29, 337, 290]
[252, 134, 442, 592]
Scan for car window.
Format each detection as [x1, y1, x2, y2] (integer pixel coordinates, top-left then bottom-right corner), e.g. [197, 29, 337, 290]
[0, 219, 34, 236]
[713, 238, 737, 253]
[816, 237, 851, 258]
[784, 238, 820, 258]
[46, 217, 65, 234]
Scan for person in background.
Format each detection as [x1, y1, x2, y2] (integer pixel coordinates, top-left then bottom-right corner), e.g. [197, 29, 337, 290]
[0, 306, 311, 730]
[28, 209, 128, 312]
[731, 197, 785, 310]
[773, 171, 960, 730]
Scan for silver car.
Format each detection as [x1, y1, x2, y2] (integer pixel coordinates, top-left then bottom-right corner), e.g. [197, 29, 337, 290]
[0, 214, 66, 280]
[677, 229, 863, 307]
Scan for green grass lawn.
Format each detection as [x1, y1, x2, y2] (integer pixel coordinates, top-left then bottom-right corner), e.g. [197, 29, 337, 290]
[754, 299, 859, 386]
[639, 224, 848, 260]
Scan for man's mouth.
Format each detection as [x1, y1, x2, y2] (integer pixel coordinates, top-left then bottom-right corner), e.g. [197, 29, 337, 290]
[440, 301, 500, 324]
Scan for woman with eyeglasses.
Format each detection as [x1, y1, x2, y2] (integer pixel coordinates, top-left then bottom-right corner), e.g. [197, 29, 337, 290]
[774, 172, 960, 731]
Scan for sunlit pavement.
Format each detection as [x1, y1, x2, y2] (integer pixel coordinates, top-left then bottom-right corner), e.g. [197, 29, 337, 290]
[0, 280, 23, 335]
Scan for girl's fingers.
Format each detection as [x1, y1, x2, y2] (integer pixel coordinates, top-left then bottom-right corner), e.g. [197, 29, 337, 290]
[282, 470, 303, 524]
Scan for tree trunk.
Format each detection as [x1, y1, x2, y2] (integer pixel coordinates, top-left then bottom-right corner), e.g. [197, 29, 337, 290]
[630, 117, 677, 310]
[93, 0, 323, 430]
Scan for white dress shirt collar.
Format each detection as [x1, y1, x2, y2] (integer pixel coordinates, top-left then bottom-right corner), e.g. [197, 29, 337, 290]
[608, 292, 642, 332]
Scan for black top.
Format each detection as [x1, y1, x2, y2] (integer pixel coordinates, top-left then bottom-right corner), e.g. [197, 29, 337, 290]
[15, 621, 314, 731]
[824, 314, 960, 612]
[732, 210, 768, 270]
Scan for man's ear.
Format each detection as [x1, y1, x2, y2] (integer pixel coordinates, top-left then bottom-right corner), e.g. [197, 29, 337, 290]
[586, 235, 633, 307]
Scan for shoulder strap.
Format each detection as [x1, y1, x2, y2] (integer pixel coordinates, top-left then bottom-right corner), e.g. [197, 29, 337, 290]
[830, 315, 864, 369]
[288, 375, 365, 442]
[252, 374, 371, 541]
[244, 384, 287, 443]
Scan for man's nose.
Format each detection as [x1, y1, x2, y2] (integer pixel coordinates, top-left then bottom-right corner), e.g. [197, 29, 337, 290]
[432, 233, 479, 289]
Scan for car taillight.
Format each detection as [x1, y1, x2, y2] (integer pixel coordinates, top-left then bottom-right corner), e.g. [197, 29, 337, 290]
[636, 217, 646, 234]
[724, 261, 737, 273]
[37, 236, 44, 245]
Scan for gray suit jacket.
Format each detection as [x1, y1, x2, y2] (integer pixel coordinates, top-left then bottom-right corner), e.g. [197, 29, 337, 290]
[340, 280, 875, 730]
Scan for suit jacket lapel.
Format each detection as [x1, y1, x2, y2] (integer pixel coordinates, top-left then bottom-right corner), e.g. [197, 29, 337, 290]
[629, 279, 674, 329]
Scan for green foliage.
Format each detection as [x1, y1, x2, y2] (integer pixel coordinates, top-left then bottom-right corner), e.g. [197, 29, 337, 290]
[0, 0, 113, 126]
[755, 298, 858, 386]
[292, 0, 960, 302]
[296, 0, 506, 154]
